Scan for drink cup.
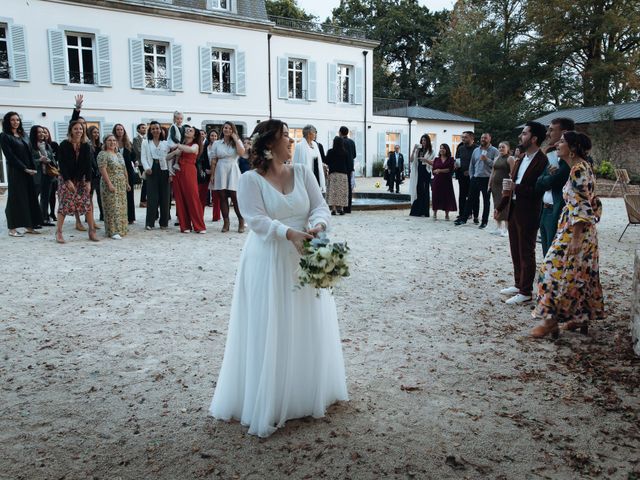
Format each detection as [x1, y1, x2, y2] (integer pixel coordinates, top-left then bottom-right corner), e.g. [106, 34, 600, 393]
[502, 178, 513, 194]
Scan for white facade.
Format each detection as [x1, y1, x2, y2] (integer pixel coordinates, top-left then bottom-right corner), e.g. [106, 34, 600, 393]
[0, 0, 474, 186]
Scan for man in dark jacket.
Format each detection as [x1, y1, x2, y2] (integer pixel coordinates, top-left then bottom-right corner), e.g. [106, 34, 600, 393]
[339, 126, 356, 213]
[386, 144, 404, 193]
[454, 131, 476, 221]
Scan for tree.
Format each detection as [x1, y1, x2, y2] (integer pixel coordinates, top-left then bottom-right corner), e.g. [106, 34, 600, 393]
[265, 0, 316, 21]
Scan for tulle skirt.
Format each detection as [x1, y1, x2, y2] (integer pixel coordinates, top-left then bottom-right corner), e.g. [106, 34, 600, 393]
[209, 231, 348, 437]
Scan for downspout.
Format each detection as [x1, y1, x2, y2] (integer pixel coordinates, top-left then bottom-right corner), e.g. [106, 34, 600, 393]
[408, 117, 412, 177]
[362, 50, 368, 176]
[268, 34, 273, 119]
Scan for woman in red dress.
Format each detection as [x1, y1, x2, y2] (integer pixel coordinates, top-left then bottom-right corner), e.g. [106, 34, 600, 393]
[431, 143, 457, 220]
[168, 126, 206, 234]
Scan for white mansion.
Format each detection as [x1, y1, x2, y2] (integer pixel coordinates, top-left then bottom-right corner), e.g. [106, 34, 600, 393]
[0, 0, 478, 186]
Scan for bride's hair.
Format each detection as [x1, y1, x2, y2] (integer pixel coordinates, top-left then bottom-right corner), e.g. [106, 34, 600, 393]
[250, 119, 288, 173]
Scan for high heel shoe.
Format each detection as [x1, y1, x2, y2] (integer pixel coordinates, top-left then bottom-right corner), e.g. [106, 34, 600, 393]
[221, 219, 230, 233]
[88, 228, 100, 242]
[238, 221, 245, 233]
[562, 321, 589, 335]
[530, 319, 559, 339]
[55, 230, 65, 244]
[75, 222, 87, 232]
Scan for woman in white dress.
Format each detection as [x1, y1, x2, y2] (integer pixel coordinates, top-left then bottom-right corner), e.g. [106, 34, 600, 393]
[209, 119, 348, 438]
[293, 124, 326, 193]
[211, 121, 245, 233]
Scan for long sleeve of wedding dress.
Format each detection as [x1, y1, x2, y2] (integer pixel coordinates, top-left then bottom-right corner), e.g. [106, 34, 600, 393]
[237, 172, 290, 240]
[300, 164, 330, 230]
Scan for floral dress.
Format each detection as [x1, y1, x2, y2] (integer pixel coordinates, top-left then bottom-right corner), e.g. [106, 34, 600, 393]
[533, 161, 604, 323]
[98, 151, 128, 237]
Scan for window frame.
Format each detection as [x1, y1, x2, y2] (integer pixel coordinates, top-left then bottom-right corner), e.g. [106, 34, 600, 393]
[65, 31, 96, 85]
[207, 0, 231, 11]
[287, 58, 306, 101]
[210, 48, 233, 94]
[143, 40, 170, 90]
[337, 64, 353, 104]
[385, 132, 401, 158]
[0, 23, 10, 80]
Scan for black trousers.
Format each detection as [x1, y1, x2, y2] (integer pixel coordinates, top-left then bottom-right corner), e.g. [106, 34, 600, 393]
[387, 169, 401, 192]
[140, 179, 147, 203]
[463, 177, 490, 224]
[345, 172, 353, 213]
[456, 173, 470, 219]
[37, 175, 53, 222]
[145, 162, 170, 228]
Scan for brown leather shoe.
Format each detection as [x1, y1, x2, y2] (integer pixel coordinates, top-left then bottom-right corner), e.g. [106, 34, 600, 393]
[531, 319, 559, 339]
[221, 219, 230, 233]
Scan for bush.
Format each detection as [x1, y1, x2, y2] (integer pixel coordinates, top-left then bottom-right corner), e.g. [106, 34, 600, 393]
[372, 160, 385, 177]
[594, 159, 615, 180]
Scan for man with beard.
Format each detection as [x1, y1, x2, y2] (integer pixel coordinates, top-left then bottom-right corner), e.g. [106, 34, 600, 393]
[535, 117, 574, 256]
[495, 121, 548, 305]
[454, 132, 498, 228]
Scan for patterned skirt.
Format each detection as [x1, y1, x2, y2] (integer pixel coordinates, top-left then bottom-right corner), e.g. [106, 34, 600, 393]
[57, 179, 92, 216]
[326, 172, 348, 207]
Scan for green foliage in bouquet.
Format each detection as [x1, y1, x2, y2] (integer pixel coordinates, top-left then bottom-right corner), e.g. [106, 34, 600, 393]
[298, 232, 350, 294]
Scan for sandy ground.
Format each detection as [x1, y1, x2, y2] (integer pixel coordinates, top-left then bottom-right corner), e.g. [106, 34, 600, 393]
[1, 184, 639, 480]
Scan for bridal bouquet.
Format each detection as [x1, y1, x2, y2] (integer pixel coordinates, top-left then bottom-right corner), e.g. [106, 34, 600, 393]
[298, 232, 350, 294]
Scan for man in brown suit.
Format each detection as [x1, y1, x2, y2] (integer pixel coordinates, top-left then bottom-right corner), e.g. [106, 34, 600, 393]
[495, 121, 548, 305]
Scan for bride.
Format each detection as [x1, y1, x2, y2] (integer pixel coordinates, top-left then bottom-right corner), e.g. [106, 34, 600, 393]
[209, 119, 348, 437]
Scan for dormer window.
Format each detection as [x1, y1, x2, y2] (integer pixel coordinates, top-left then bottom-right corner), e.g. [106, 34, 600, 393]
[207, 0, 230, 10]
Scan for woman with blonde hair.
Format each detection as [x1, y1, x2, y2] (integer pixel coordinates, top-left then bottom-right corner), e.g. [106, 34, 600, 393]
[98, 134, 130, 239]
[489, 141, 514, 236]
[211, 121, 245, 232]
[113, 124, 137, 224]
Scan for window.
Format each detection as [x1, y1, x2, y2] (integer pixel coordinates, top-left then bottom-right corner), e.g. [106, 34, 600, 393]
[288, 59, 305, 100]
[211, 49, 232, 93]
[207, 0, 230, 10]
[451, 135, 461, 157]
[337, 64, 352, 103]
[67, 33, 95, 84]
[144, 41, 169, 89]
[0, 25, 9, 79]
[385, 132, 400, 157]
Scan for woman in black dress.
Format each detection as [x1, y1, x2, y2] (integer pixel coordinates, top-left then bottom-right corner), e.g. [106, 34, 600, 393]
[43, 127, 59, 221]
[409, 134, 434, 217]
[28, 125, 56, 226]
[87, 126, 104, 223]
[1, 112, 43, 237]
[113, 124, 137, 224]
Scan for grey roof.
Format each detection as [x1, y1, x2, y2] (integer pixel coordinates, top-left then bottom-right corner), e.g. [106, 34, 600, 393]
[377, 105, 480, 124]
[530, 101, 640, 126]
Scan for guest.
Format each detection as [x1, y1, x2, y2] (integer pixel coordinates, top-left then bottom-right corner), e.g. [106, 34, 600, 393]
[454, 131, 476, 222]
[409, 135, 434, 217]
[536, 117, 574, 256]
[168, 125, 207, 233]
[1, 112, 43, 237]
[339, 126, 356, 213]
[66, 95, 91, 231]
[28, 125, 56, 226]
[55, 120, 99, 243]
[489, 141, 514, 236]
[495, 122, 548, 305]
[431, 143, 457, 220]
[87, 126, 104, 224]
[211, 121, 244, 233]
[324, 136, 350, 215]
[293, 125, 325, 192]
[531, 131, 604, 338]
[204, 129, 221, 222]
[140, 121, 170, 230]
[238, 137, 251, 174]
[386, 145, 404, 193]
[196, 130, 212, 217]
[133, 123, 148, 208]
[98, 135, 130, 239]
[455, 133, 498, 228]
[166, 111, 185, 175]
[43, 127, 59, 222]
[113, 124, 137, 224]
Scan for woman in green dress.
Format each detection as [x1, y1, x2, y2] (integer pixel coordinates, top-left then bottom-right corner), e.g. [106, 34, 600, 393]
[98, 135, 130, 239]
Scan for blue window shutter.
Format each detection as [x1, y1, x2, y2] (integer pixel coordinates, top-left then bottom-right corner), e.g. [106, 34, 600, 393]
[377, 132, 386, 160]
[102, 122, 115, 139]
[55, 121, 68, 143]
[327, 63, 337, 103]
[47, 29, 67, 84]
[199, 46, 212, 93]
[354, 66, 363, 105]
[9, 24, 29, 82]
[307, 61, 316, 101]
[128, 38, 144, 89]
[277, 57, 288, 99]
[235, 51, 246, 95]
[171, 43, 183, 91]
[22, 120, 34, 134]
[96, 35, 111, 87]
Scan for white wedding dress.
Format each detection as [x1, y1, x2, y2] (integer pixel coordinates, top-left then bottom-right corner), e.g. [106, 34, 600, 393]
[209, 163, 348, 437]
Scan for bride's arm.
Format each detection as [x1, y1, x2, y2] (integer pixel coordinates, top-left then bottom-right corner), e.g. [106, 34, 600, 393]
[301, 164, 330, 232]
[237, 172, 293, 240]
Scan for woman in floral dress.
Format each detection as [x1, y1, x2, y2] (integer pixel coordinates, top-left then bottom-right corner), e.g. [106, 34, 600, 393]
[98, 135, 130, 239]
[531, 131, 604, 338]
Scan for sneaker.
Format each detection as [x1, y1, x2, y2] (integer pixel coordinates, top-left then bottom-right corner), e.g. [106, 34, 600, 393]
[500, 286, 519, 295]
[454, 219, 466, 226]
[111, 234, 122, 240]
[505, 293, 531, 305]
[479, 223, 487, 229]
[145, 226, 152, 230]
[197, 230, 207, 234]
[182, 229, 191, 233]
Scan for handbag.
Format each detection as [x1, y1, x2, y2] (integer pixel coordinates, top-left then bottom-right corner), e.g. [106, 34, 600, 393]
[45, 163, 60, 177]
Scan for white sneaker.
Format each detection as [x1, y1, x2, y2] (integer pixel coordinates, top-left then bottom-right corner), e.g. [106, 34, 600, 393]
[182, 229, 191, 234]
[500, 286, 519, 295]
[197, 230, 207, 234]
[505, 293, 532, 305]
[111, 234, 122, 240]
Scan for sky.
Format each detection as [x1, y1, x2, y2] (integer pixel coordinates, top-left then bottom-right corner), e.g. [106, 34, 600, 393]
[296, 0, 457, 20]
